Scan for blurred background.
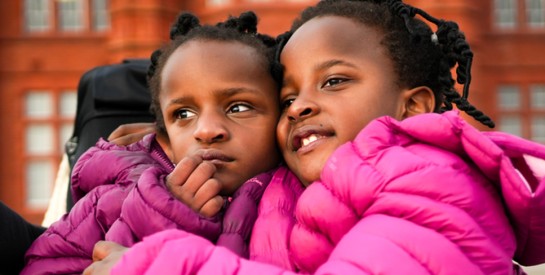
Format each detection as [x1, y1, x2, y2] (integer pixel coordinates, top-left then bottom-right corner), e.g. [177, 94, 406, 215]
[0, 0, 544, 272]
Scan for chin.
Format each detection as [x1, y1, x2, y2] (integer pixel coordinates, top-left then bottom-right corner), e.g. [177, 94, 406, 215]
[299, 172, 320, 187]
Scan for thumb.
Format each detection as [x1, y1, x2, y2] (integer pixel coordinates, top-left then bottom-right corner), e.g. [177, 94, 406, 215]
[92, 241, 126, 262]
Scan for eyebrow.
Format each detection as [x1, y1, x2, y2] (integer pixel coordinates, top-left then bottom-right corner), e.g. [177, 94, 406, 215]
[315, 59, 358, 71]
[168, 96, 193, 106]
[217, 87, 257, 98]
[167, 87, 259, 106]
[282, 59, 358, 88]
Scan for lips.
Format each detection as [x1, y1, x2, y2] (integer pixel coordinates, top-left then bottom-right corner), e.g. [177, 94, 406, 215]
[197, 150, 234, 163]
[291, 125, 333, 152]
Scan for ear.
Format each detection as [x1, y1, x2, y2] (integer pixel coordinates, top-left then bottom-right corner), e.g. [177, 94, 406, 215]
[398, 86, 435, 119]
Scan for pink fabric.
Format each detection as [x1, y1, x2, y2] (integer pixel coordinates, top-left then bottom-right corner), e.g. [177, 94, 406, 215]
[23, 134, 274, 275]
[113, 111, 545, 275]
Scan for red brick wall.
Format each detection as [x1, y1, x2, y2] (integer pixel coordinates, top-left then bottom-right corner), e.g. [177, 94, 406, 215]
[1, 0, 544, 224]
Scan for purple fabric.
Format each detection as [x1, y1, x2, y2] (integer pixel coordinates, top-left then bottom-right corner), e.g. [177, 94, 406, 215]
[112, 111, 545, 275]
[22, 134, 274, 274]
[217, 171, 275, 258]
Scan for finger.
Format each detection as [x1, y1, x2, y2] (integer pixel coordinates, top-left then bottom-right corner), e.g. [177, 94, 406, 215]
[191, 178, 222, 211]
[109, 132, 147, 146]
[179, 161, 216, 196]
[82, 263, 94, 275]
[166, 156, 203, 190]
[108, 123, 155, 141]
[199, 195, 225, 218]
[92, 241, 124, 262]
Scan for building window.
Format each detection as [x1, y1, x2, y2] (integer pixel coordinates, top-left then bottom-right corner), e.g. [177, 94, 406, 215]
[530, 85, 545, 142]
[24, 90, 76, 208]
[58, 0, 85, 31]
[494, 0, 518, 28]
[526, 0, 545, 27]
[497, 84, 545, 143]
[498, 115, 523, 136]
[24, 0, 109, 33]
[24, 0, 51, 32]
[92, 0, 109, 31]
[497, 85, 522, 136]
[532, 117, 545, 142]
[498, 85, 521, 109]
[531, 84, 545, 108]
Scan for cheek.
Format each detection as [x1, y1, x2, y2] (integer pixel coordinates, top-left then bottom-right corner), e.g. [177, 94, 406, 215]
[167, 130, 191, 163]
[276, 119, 289, 152]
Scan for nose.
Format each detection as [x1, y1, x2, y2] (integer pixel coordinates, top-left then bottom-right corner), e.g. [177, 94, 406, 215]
[286, 94, 319, 123]
[193, 112, 229, 144]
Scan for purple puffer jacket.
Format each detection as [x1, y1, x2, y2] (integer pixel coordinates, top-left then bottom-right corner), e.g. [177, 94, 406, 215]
[22, 134, 274, 274]
[111, 111, 545, 275]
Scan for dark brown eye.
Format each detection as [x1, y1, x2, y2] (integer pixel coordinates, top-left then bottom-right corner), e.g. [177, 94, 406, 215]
[281, 98, 294, 111]
[323, 78, 347, 88]
[174, 109, 196, 119]
[228, 103, 251, 113]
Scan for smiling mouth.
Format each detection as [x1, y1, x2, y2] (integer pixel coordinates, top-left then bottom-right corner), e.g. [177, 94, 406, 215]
[301, 134, 325, 147]
[293, 130, 333, 152]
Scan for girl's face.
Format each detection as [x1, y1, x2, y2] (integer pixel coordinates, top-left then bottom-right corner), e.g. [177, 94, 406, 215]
[278, 16, 425, 186]
[160, 40, 280, 195]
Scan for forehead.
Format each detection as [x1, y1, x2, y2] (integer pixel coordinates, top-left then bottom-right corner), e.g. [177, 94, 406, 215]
[162, 40, 272, 86]
[281, 16, 386, 64]
[165, 40, 263, 72]
[160, 39, 276, 100]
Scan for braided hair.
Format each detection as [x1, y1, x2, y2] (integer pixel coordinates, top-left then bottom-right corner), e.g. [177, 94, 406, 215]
[148, 11, 282, 134]
[277, 0, 494, 128]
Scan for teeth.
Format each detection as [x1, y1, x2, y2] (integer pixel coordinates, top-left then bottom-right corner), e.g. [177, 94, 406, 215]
[302, 134, 319, 147]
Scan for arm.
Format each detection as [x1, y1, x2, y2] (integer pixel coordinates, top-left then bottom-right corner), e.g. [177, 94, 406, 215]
[105, 166, 223, 247]
[87, 230, 291, 275]
[107, 164, 273, 254]
[107, 122, 156, 146]
[94, 221, 439, 275]
[22, 184, 125, 275]
[70, 142, 152, 203]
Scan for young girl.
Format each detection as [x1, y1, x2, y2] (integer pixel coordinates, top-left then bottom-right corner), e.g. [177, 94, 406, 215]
[22, 11, 284, 275]
[87, 0, 545, 274]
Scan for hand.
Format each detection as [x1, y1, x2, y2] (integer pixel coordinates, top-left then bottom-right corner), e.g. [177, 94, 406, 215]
[83, 241, 128, 275]
[167, 155, 225, 218]
[108, 122, 156, 145]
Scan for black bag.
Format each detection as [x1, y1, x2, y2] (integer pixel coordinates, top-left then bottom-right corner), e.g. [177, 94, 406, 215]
[65, 59, 155, 210]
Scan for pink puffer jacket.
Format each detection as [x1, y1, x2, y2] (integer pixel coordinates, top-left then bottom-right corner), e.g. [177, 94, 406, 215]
[112, 111, 545, 275]
[23, 134, 274, 275]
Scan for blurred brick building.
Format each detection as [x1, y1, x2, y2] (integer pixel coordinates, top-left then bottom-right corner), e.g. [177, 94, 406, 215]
[0, 0, 544, 226]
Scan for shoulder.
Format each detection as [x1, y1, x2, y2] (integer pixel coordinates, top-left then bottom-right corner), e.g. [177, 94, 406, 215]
[93, 133, 155, 151]
[71, 134, 161, 201]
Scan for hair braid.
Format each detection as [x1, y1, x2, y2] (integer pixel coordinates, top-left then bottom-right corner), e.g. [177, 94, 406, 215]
[433, 20, 494, 127]
[170, 13, 201, 40]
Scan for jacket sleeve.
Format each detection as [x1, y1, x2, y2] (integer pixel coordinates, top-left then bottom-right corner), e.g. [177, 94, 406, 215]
[112, 227, 425, 275]
[106, 167, 222, 247]
[71, 141, 158, 203]
[111, 229, 292, 275]
[22, 184, 128, 275]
